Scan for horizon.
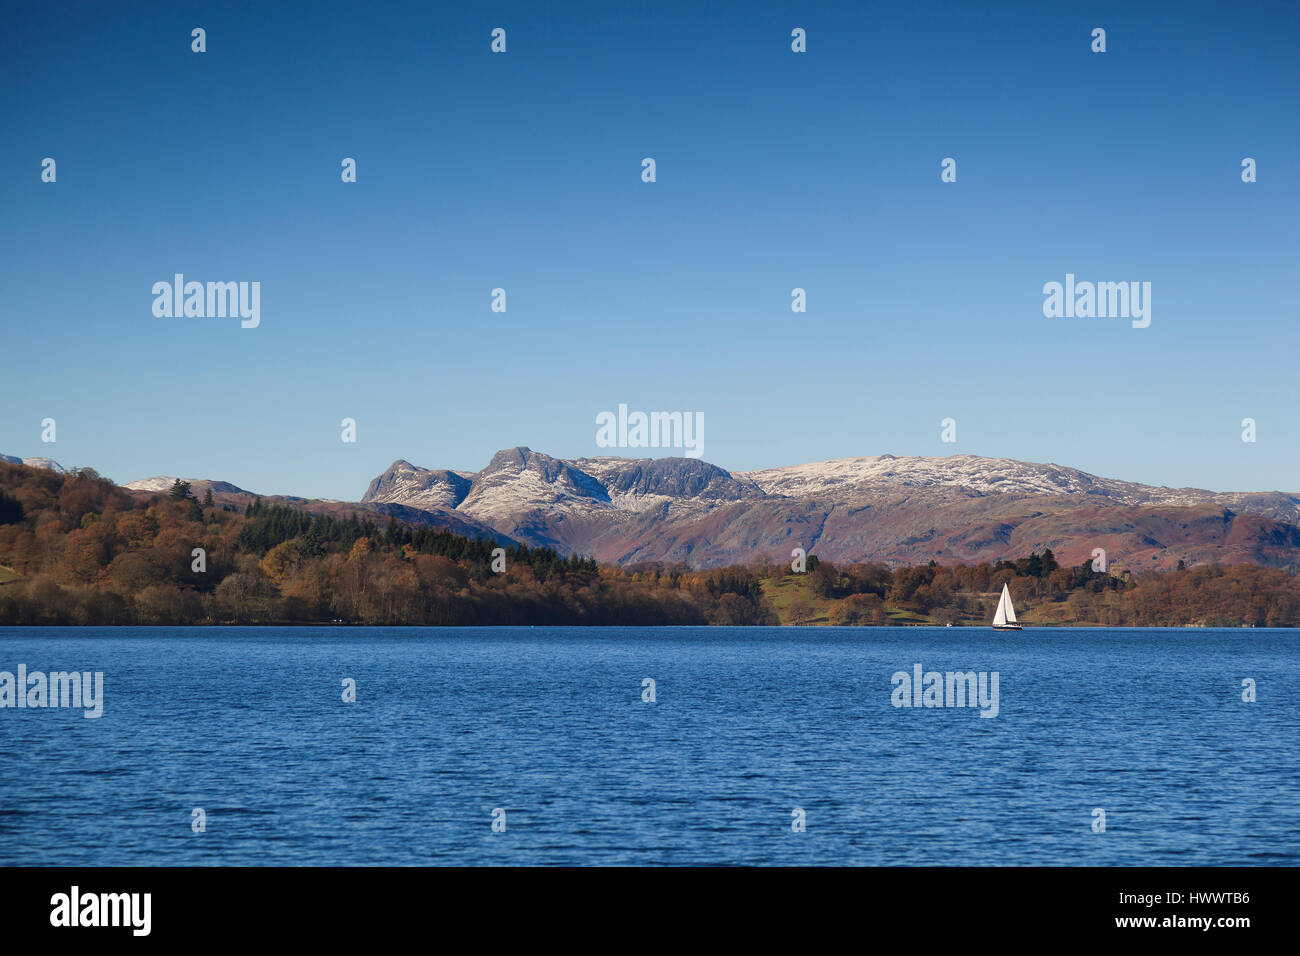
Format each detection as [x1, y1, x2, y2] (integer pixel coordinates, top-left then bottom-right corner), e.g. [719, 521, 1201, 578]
[5, 443, 1298, 501]
[4, 0, 1297, 499]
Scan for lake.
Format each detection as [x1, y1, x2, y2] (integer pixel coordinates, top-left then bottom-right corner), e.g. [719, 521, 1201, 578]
[0, 626, 1296, 865]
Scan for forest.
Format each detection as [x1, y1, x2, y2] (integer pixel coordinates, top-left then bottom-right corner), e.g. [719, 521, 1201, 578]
[2, 461, 1299, 628]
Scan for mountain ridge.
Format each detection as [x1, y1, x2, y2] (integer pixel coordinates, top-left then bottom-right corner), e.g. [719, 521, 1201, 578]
[0, 454, 65, 475]
[12, 447, 1297, 571]
[357, 448, 1300, 571]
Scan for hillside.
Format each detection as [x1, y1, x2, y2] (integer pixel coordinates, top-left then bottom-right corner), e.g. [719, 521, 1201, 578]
[3, 460, 1299, 627]
[359, 448, 1300, 570]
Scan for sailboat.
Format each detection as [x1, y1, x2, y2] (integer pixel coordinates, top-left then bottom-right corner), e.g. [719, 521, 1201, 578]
[991, 582, 1022, 630]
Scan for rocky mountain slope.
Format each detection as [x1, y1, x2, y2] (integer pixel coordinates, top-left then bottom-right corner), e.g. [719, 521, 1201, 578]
[358, 448, 1300, 570]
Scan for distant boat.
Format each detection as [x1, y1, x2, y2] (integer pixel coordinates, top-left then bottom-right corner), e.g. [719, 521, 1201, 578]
[992, 583, 1022, 630]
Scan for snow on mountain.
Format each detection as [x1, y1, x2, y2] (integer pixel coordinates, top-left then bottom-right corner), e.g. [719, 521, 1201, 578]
[0, 454, 66, 474]
[123, 476, 181, 492]
[357, 448, 1300, 569]
[123, 476, 250, 494]
[363, 460, 476, 511]
[738, 454, 1160, 502]
[366, 449, 1249, 517]
[575, 455, 766, 506]
[365, 449, 766, 522]
[734, 454, 1300, 520]
[456, 448, 611, 524]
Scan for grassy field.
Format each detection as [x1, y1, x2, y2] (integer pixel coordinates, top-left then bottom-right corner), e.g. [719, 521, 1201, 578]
[763, 575, 940, 626]
[0, 565, 18, 585]
[763, 574, 834, 624]
[760, 574, 1061, 626]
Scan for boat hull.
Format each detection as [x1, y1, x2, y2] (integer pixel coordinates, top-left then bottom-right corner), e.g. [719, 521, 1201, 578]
[992, 624, 1023, 631]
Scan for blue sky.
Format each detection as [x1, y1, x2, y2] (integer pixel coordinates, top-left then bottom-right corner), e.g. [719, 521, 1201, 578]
[2, 0, 1297, 499]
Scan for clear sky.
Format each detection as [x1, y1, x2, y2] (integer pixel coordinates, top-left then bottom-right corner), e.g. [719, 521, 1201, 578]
[2, 0, 1297, 499]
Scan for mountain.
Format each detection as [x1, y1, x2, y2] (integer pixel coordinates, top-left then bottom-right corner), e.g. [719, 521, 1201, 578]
[123, 476, 251, 495]
[361, 460, 474, 511]
[360, 449, 1300, 571]
[119, 468, 511, 546]
[0, 454, 65, 474]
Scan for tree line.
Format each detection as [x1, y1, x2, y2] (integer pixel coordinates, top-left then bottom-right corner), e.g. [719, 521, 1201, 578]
[2, 461, 1298, 627]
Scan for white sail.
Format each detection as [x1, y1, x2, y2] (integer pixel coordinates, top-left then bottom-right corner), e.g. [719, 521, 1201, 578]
[993, 583, 1018, 627]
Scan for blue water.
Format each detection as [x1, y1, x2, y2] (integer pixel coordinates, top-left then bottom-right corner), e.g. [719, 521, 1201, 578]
[0, 626, 1296, 866]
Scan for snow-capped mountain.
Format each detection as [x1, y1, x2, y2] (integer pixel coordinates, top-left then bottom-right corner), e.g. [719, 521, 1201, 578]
[738, 453, 1294, 514]
[362, 460, 475, 511]
[0, 454, 66, 474]
[741, 454, 1146, 500]
[123, 476, 251, 495]
[360, 448, 1300, 570]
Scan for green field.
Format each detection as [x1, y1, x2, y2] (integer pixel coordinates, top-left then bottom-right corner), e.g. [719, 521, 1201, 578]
[762, 574, 943, 626]
[761, 574, 1018, 626]
[763, 574, 834, 624]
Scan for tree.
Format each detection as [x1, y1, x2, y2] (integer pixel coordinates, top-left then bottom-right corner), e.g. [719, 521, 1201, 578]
[169, 479, 193, 501]
[829, 593, 884, 625]
[1039, 549, 1059, 578]
[810, 561, 839, 598]
[786, 598, 815, 625]
[0, 489, 22, 525]
[203, 487, 214, 507]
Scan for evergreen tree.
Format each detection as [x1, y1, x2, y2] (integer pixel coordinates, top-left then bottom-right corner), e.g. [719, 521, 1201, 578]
[1040, 548, 1058, 578]
[0, 489, 23, 525]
